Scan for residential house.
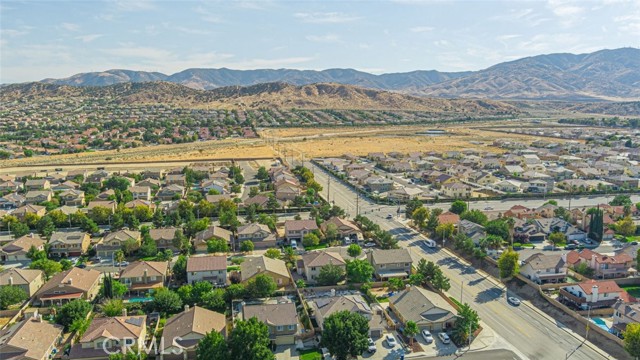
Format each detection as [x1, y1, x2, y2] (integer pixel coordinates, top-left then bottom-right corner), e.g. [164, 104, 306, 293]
[244, 195, 270, 208]
[60, 189, 85, 206]
[387, 187, 424, 202]
[566, 249, 634, 279]
[0, 268, 45, 297]
[125, 199, 156, 212]
[520, 253, 567, 284]
[142, 169, 164, 180]
[320, 217, 362, 241]
[236, 223, 276, 249]
[166, 174, 186, 186]
[365, 177, 394, 193]
[309, 294, 384, 337]
[560, 279, 630, 310]
[275, 182, 300, 201]
[534, 218, 586, 241]
[156, 185, 186, 201]
[240, 255, 291, 287]
[69, 315, 147, 360]
[48, 231, 91, 257]
[0, 180, 22, 193]
[284, 219, 319, 242]
[0, 193, 25, 209]
[242, 301, 299, 345]
[24, 179, 50, 191]
[527, 178, 555, 193]
[388, 286, 457, 331]
[186, 255, 227, 286]
[137, 178, 162, 188]
[298, 251, 346, 284]
[129, 186, 152, 200]
[24, 190, 52, 204]
[0, 318, 63, 360]
[493, 179, 524, 193]
[34, 267, 102, 306]
[87, 200, 117, 213]
[97, 230, 141, 259]
[458, 220, 486, 244]
[201, 179, 226, 194]
[441, 182, 472, 199]
[192, 226, 233, 253]
[368, 249, 413, 280]
[119, 261, 169, 294]
[95, 189, 115, 200]
[52, 180, 80, 191]
[85, 170, 109, 185]
[159, 306, 226, 360]
[437, 211, 460, 226]
[0, 233, 46, 263]
[612, 301, 640, 336]
[149, 227, 180, 253]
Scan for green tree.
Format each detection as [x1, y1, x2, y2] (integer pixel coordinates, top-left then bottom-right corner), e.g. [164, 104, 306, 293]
[56, 299, 92, 330]
[114, 250, 125, 267]
[239, 240, 255, 253]
[151, 288, 183, 316]
[69, 318, 90, 341]
[497, 247, 519, 278]
[451, 303, 480, 346]
[321, 311, 369, 360]
[404, 320, 419, 345]
[316, 263, 346, 286]
[573, 262, 595, 277]
[624, 322, 640, 359]
[0, 286, 28, 310]
[302, 233, 320, 248]
[485, 219, 510, 240]
[347, 244, 362, 258]
[139, 233, 158, 258]
[196, 331, 229, 360]
[460, 210, 488, 226]
[548, 232, 567, 248]
[101, 299, 125, 316]
[611, 195, 632, 207]
[200, 289, 226, 313]
[412, 207, 429, 229]
[588, 207, 604, 242]
[616, 216, 637, 237]
[36, 216, 56, 238]
[173, 255, 188, 283]
[246, 274, 277, 298]
[30, 259, 62, 280]
[60, 259, 73, 271]
[387, 277, 405, 291]
[228, 317, 274, 360]
[450, 200, 468, 215]
[100, 275, 128, 298]
[324, 223, 339, 242]
[224, 284, 246, 302]
[11, 222, 30, 238]
[264, 248, 281, 259]
[207, 238, 229, 253]
[266, 194, 280, 212]
[346, 259, 374, 283]
[479, 235, 503, 250]
[435, 222, 455, 240]
[432, 270, 451, 291]
[405, 198, 423, 220]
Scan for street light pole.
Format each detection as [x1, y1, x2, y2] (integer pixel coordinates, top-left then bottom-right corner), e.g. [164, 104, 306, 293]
[461, 281, 464, 304]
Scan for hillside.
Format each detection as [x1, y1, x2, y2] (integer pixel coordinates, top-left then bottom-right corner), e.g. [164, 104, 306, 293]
[0, 81, 519, 114]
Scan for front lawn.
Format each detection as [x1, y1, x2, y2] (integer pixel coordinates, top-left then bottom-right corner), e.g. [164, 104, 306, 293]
[621, 285, 640, 298]
[227, 265, 241, 272]
[304, 244, 329, 251]
[376, 296, 389, 303]
[298, 349, 322, 360]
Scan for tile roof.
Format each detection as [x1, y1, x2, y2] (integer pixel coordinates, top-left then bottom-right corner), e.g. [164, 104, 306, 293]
[36, 267, 101, 296]
[243, 302, 298, 326]
[186, 255, 227, 272]
[241, 255, 289, 281]
[389, 286, 457, 326]
[284, 219, 319, 232]
[370, 249, 412, 265]
[301, 251, 346, 268]
[523, 253, 565, 271]
[80, 316, 146, 342]
[0, 318, 63, 360]
[120, 261, 169, 278]
[576, 279, 622, 295]
[161, 306, 226, 351]
[0, 268, 43, 286]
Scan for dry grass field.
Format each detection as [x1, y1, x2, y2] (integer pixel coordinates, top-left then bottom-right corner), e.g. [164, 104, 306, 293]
[0, 121, 577, 172]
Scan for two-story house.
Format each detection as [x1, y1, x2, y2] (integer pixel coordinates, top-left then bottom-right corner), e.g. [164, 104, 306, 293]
[309, 294, 384, 337]
[0, 317, 63, 360]
[612, 300, 640, 336]
[34, 268, 102, 306]
[128, 186, 152, 200]
[24, 179, 50, 191]
[165, 174, 186, 186]
[236, 223, 276, 249]
[458, 219, 487, 244]
[87, 200, 118, 213]
[60, 189, 85, 206]
[192, 226, 233, 253]
[24, 190, 52, 204]
[201, 179, 227, 194]
[48, 231, 91, 257]
[0, 233, 45, 263]
[241, 255, 291, 287]
[186, 255, 227, 286]
[365, 177, 394, 193]
[320, 216, 363, 241]
[242, 301, 299, 345]
[97, 230, 141, 259]
[159, 305, 226, 360]
[520, 253, 567, 284]
[149, 227, 180, 253]
[69, 315, 147, 360]
[0, 193, 26, 209]
[0, 268, 45, 297]
[119, 261, 169, 295]
[566, 249, 633, 279]
[560, 279, 630, 310]
[12, 204, 46, 220]
[298, 251, 346, 284]
[284, 219, 319, 242]
[368, 249, 413, 280]
[156, 184, 186, 201]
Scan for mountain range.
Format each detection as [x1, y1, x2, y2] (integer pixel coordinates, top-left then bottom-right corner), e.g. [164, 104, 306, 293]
[38, 48, 640, 101]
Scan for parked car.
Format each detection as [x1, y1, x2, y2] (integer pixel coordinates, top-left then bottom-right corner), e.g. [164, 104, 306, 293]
[385, 334, 397, 347]
[564, 244, 577, 250]
[75, 263, 87, 269]
[364, 242, 376, 248]
[424, 239, 437, 248]
[508, 296, 521, 306]
[421, 329, 434, 344]
[291, 240, 298, 250]
[438, 332, 451, 344]
[386, 214, 393, 219]
[367, 338, 377, 353]
[117, 261, 129, 267]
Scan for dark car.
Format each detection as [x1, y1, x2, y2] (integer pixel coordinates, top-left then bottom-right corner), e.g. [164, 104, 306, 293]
[75, 263, 87, 269]
[564, 244, 577, 250]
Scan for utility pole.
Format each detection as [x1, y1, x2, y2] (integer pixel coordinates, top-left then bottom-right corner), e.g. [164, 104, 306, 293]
[327, 176, 331, 203]
[461, 281, 464, 304]
[356, 190, 360, 216]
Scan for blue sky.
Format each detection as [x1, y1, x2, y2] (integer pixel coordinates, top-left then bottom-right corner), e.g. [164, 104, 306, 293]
[1, 0, 639, 83]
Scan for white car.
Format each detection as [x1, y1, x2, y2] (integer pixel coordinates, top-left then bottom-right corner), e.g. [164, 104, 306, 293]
[421, 329, 434, 344]
[364, 242, 376, 248]
[508, 296, 521, 306]
[386, 214, 393, 219]
[438, 332, 451, 344]
[385, 334, 397, 347]
[367, 338, 377, 353]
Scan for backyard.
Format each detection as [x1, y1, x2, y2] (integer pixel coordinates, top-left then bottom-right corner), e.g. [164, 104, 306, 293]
[621, 285, 640, 298]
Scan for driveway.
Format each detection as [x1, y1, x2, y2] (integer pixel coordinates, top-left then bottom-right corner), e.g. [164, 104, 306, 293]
[415, 331, 458, 357]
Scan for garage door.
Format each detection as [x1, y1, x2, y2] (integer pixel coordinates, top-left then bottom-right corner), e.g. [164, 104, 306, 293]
[370, 329, 382, 338]
[274, 335, 295, 345]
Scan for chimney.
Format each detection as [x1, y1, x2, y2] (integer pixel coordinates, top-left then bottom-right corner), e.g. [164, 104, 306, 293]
[405, 284, 411, 291]
[144, 269, 148, 284]
[591, 254, 597, 268]
[122, 308, 127, 317]
[592, 285, 599, 302]
[561, 253, 567, 263]
[8, 276, 13, 286]
[184, 304, 190, 312]
[38, 314, 43, 323]
[30, 233, 34, 238]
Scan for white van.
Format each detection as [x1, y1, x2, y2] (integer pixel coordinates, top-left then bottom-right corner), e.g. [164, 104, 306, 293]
[344, 237, 352, 245]
[424, 239, 437, 248]
[291, 240, 298, 250]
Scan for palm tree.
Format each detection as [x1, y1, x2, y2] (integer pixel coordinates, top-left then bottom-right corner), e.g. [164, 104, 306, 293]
[114, 250, 125, 269]
[404, 321, 419, 346]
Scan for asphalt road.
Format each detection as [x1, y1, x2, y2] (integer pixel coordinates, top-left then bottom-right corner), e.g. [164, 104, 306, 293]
[416, 349, 522, 360]
[307, 161, 612, 360]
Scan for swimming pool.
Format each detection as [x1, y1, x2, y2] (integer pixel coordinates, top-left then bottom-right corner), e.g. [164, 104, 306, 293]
[127, 297, 152, 303]
[590, 317, 611, 332]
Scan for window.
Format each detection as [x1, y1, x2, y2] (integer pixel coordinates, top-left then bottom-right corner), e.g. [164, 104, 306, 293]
[125, 339, 134, 345]
[288, 325, 295, 330]
[277, 325, 283, 331]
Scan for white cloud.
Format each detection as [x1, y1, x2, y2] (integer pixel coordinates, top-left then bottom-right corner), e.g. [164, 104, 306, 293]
[113, 0, 156, 12]
[75, 34, 103, 43]
[1, 29, 29, 37]
[410, 26, 434, 33]
[101, 45, 172, 61]
[194, 6, 223, 23]
[614, 13, 640, 36]
[60, 22, 80, 32]
[305, 34, 341, 43]
[294, 12, 361, 24]
[547, 0, 585, 27]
